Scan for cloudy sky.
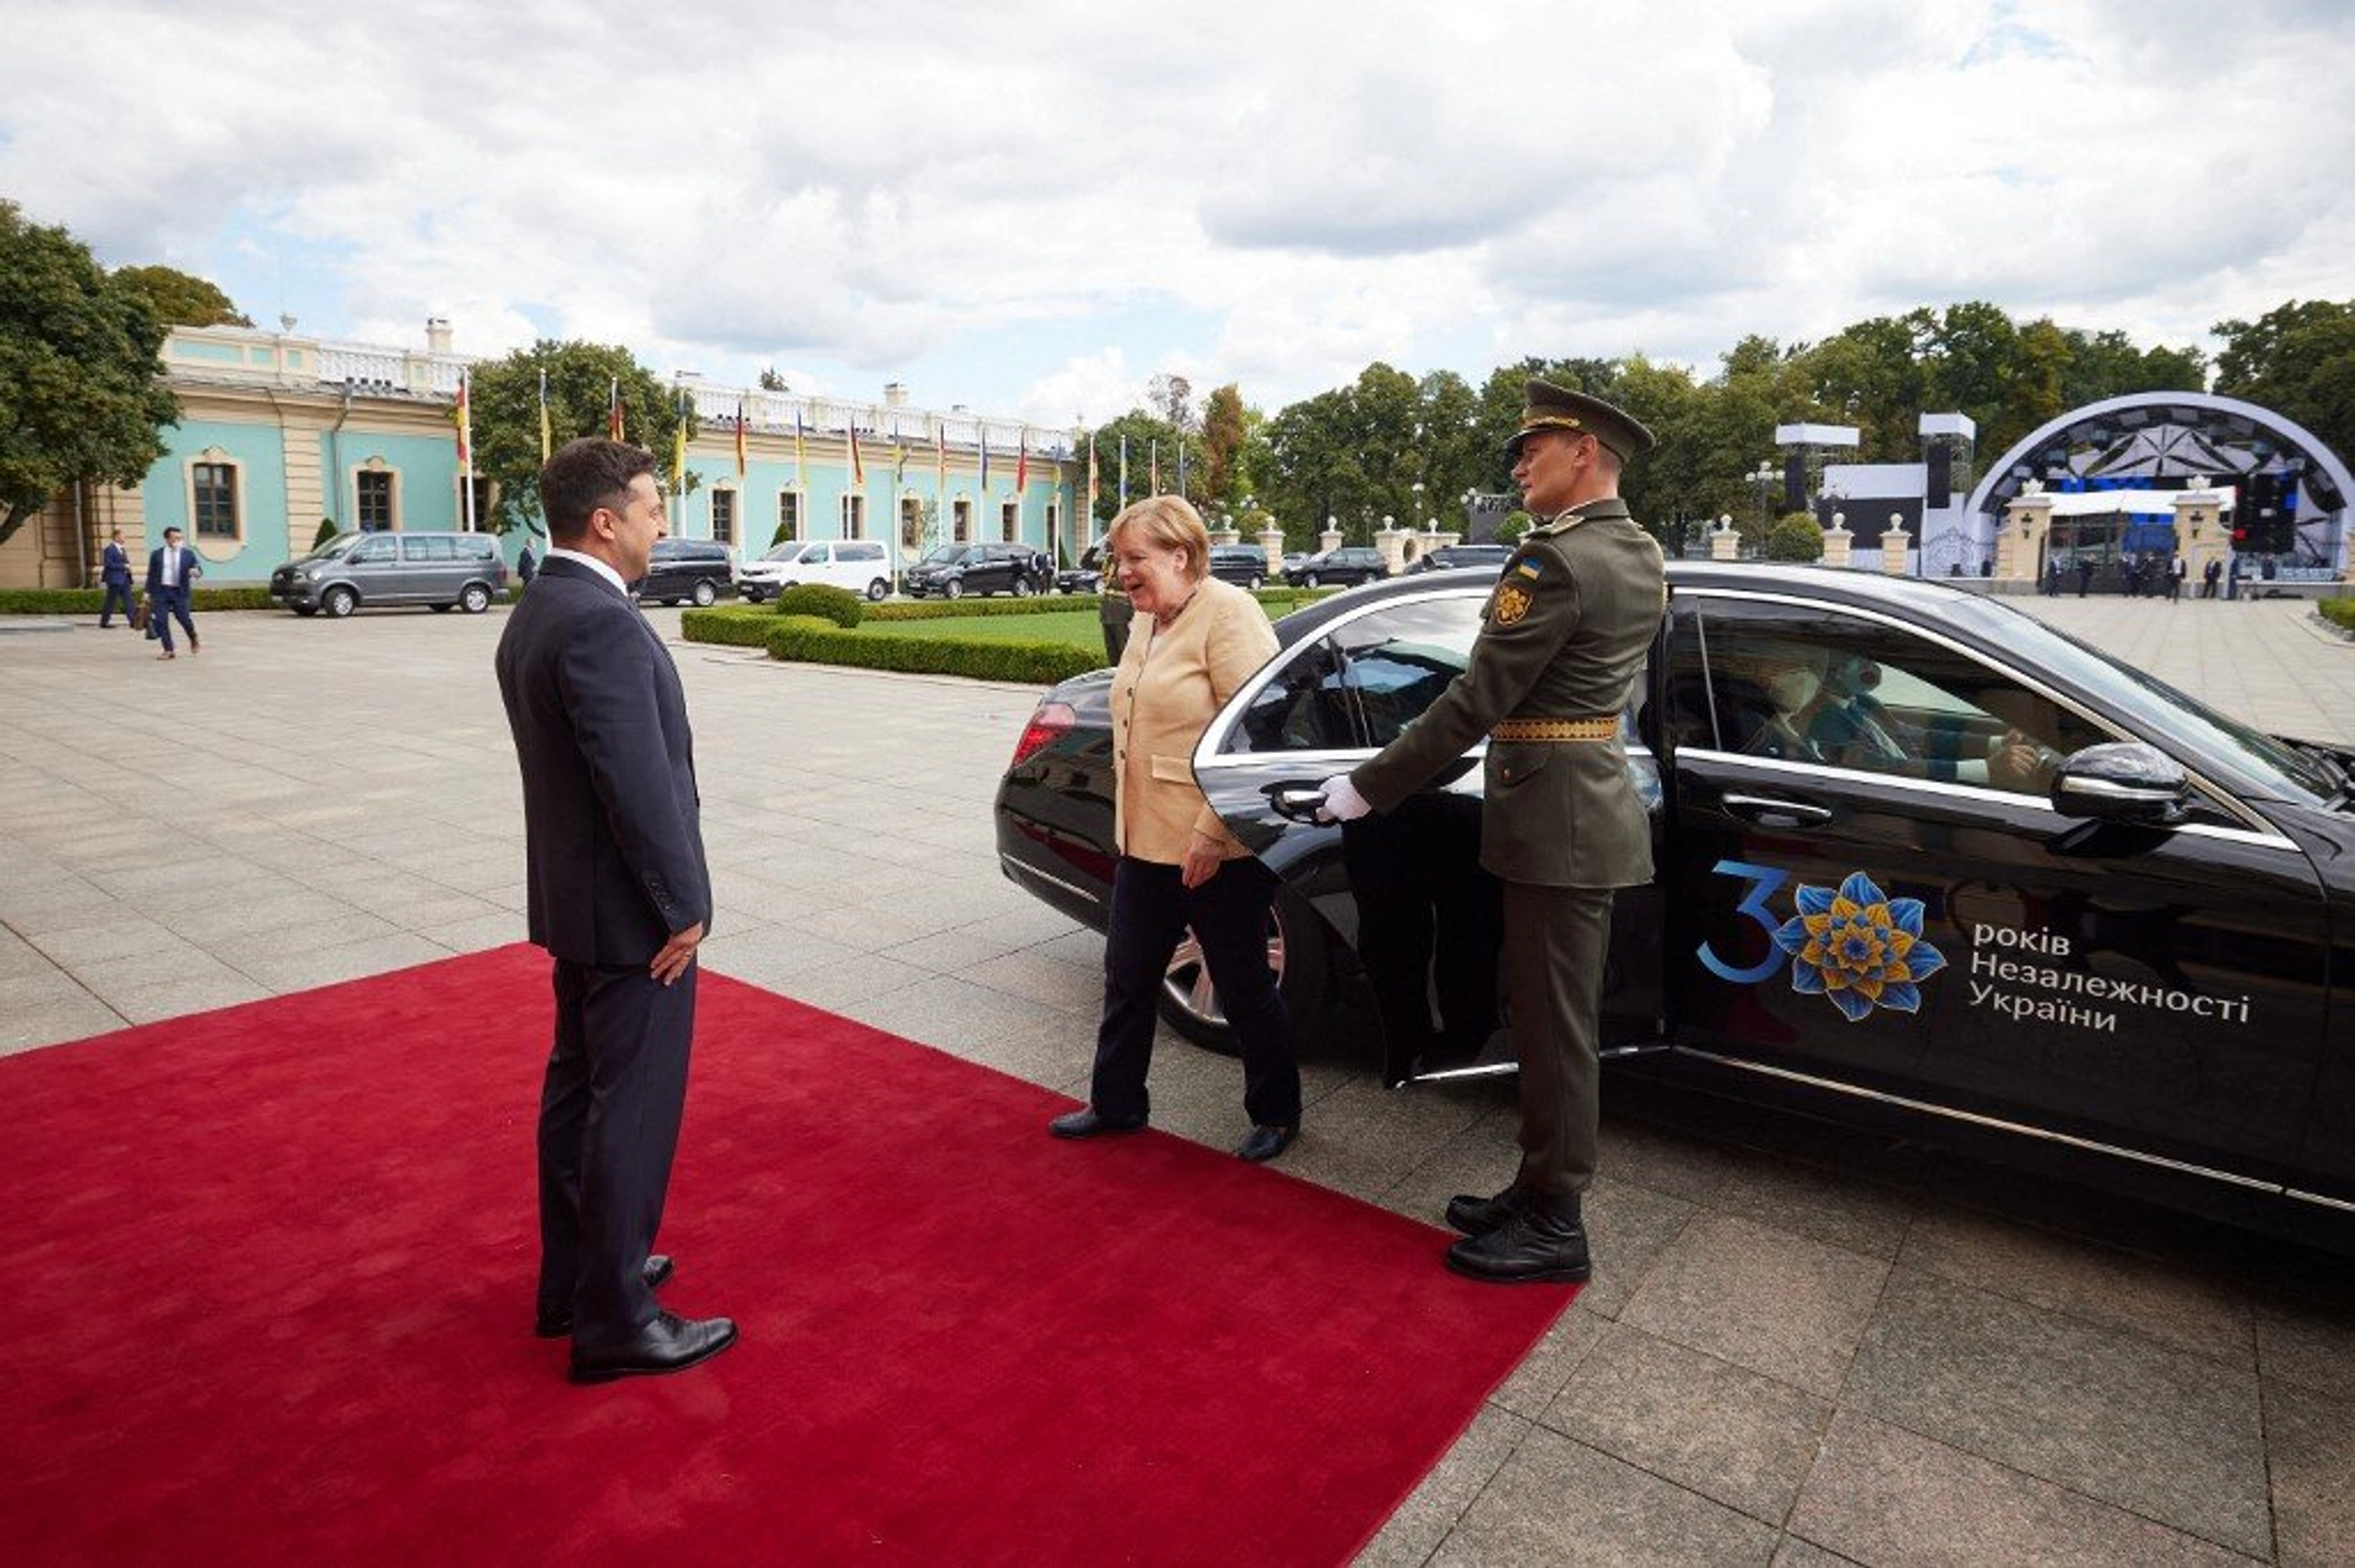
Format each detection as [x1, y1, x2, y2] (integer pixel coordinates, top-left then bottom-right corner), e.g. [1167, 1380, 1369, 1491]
[5, 0, 2348, 426]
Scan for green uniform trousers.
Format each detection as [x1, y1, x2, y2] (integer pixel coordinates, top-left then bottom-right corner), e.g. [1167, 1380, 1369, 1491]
[1504, 881, 1614, 1200]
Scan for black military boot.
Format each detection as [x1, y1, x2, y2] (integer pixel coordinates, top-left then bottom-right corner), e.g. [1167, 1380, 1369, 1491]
[1444, 1193, 1591, 1284]
[1443, 1185, 1534, 1237]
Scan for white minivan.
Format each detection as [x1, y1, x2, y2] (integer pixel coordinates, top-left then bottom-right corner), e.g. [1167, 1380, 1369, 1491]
[737, 538, 895, 602]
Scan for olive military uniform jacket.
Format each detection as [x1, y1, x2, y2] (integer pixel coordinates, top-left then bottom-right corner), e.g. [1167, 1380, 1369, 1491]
[1351, 498, 1665, 888]
[1109, 576, 1280, 864]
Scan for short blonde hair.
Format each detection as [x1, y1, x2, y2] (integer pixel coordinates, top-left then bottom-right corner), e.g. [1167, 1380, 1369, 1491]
[1104, 495, 1211, 583]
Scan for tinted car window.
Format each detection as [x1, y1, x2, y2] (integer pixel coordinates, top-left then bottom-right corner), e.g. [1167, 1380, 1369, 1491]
[845, 544, 885, 562]
[1331, 596, 1483, 748]
[1225, 638, 1358, 754]
[351, 537, 396, 564]
[463, 536, 498, 560]
[403, 535, 455, 562]
[1682, 599, 2110, 796]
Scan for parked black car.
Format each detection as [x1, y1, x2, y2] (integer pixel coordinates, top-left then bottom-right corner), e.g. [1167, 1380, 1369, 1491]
[1406, 543, 1514, 575]
[994, 563, 2355, 1242]
[1057, 544, 1107, 595]
[1208, 544, 1274, 589]
[1284, 546, 1388, 589]
[906, 543, 1050, 599]
[635, 538, 737, 607]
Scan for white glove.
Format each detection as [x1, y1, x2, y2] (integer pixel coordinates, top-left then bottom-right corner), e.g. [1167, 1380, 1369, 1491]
[1318, 775, 1373, 823]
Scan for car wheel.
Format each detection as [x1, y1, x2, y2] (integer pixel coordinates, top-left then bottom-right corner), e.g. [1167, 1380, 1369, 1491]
[1014, 578, 1034, 598]
[741, 589, 764, 604]
[867, 578, 889, 601]
[1156, 889, 1330, 1058]
[293, 605, 318, 618]
[1248, 574, 1263, 591]
[946, 578, 964, 600]
[460, 583, 492, 613]
[1302, 572, 1319, 589]
[690, 578, 718, 608]
[323, 586, 358, 619]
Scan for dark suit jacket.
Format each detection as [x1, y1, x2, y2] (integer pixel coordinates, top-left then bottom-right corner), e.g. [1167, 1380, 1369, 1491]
[144, 545, 201, 594]
[101, 542, 132, 585]
[495, 556, 712, 967]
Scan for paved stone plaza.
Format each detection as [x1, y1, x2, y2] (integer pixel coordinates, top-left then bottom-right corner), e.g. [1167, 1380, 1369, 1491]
[3, 592, 2351, 1565]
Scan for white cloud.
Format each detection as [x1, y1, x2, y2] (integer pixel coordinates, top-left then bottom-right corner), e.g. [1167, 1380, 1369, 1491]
[2, 0, 2348, 422]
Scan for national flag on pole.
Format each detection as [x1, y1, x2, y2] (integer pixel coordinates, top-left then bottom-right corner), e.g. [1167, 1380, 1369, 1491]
[846, 418, 865, 487]
[1086, 435, 1099, 525]
[608, 378, 624, 441]
[1150, 440, 1160, 495]
[893, 433, 909, 485]
[1177, 441, 1187, 499]
[934, 419, 948, 496]
[734, 398, 748, 479]
[979, 427, 991, 497]
[537, 369, 552, 464]
[672, 390, 688, 494]
[1016, 429, 1029, 495]
[793, 406, 808, 481]
[1118, 435, 1129, 509]
[454, 369, 473, 470]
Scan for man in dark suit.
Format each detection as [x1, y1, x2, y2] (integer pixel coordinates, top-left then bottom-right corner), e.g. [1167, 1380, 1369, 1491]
[144, 526, 201, 658]
[494, 438, 736, 1384]
[1318, 383, 1665, 1286]
[98, 529, 135, 628]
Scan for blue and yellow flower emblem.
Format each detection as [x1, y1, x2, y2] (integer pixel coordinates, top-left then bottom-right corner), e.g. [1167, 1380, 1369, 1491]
[1772, 872, 1946, 1023]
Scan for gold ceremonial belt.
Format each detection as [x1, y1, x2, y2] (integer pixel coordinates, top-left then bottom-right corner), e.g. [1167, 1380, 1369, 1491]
[1490, 716, 1620, 742]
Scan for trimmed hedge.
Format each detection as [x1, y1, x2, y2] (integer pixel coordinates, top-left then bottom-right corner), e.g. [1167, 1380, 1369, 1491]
[771, 583, 864, 627]
[765, 614, 1101, 684]
[2319, 598, 2355, 633]
[0, 586, 278, 614]
[679, 605, 775, 647]
[868, 587, 1314, 622]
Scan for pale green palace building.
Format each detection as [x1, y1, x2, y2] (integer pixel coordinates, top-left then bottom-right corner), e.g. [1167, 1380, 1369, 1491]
[6, 318, 1084, 589]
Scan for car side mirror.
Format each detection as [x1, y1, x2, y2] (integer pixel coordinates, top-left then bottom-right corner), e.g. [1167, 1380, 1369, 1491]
[2048, 741, 2190, 826]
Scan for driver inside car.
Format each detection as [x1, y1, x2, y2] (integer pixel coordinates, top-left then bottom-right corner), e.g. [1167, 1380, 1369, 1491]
[1804, 650, 2060, 793]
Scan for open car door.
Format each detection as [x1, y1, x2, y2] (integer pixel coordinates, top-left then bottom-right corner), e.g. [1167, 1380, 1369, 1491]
[1194, 581, 1668, 1086]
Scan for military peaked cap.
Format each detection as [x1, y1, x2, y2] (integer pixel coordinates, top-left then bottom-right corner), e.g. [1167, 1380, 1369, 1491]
[1504, 381, 1657, 464]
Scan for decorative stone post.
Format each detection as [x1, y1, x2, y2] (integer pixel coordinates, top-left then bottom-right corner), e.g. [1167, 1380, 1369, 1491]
[1996, 482, 2053, 584]
[1208, 524, 1240, 546]
[1320, 518, 1342, 555]
[1881, 513, 1912, 576]
[1821, 512, 1854, 569]
[1709, 513, 1740, 561]
[2173, 478, 2227, 595]
[1373, 517, 1408, 576]
[1257, 525, 1286, 578]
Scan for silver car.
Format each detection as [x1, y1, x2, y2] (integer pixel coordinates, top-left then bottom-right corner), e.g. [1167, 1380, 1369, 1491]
[270, 532, 510, 618]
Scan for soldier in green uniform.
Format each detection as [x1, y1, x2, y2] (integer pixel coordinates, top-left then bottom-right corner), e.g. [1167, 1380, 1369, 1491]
[1318, 381, 1665, 1284]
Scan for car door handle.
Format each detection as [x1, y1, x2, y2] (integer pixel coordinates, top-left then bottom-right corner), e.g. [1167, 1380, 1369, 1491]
[1271, 785, 1331, 823]
[1722, 793, 1833, 828]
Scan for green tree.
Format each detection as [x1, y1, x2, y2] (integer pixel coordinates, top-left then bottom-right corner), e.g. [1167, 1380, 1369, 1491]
[1199, 383, 1246, 510]
[0, 201, 181, 546]
[1764, 511, 1824, 562]
[465, 341, 690, 533]
[2213, 299, 2355, 474]
[110, 263, 251, 327]
[1078, 407, 1196, 525]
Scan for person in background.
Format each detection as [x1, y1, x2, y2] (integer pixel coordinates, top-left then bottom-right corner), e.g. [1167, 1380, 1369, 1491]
[1098, 576, 1134, 665]
[1051, 495, 1301, 1163]
[517, 540, 538, 586]
[98, 529, 135, 628]
[2167, 553, 2187, 602]
[144, 526, 201, 659]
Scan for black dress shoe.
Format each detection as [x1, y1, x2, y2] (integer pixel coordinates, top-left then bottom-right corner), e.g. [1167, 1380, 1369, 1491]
[568, 1310, 738, 1384]
[1049, 1107, 1147, 1139]
[1444, 1197, 1591, 1285]
[1235, 1124, 1298, 1162]
[1444, 1185, 1534, 1237]
[534, 1254, 676, 1338]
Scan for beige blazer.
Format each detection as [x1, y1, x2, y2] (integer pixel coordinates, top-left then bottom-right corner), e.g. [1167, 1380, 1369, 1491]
[1109, 577, 1279, 864]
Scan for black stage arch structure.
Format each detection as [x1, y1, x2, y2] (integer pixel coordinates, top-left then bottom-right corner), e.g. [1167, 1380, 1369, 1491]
[1963, 393, 2352, 581]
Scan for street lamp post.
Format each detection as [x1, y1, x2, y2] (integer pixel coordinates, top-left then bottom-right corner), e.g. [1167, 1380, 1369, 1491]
[1750, 461, 1778, 531]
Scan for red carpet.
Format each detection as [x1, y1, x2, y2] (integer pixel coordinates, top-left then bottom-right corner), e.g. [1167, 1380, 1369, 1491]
[2, 945, 1573, 1566]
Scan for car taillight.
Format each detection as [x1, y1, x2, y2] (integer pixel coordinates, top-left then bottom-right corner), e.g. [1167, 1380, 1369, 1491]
[1009, 701, 1076, 768]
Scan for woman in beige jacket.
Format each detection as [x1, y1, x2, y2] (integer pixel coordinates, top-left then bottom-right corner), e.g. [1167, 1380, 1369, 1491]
[1048, 497, 1303, 1162]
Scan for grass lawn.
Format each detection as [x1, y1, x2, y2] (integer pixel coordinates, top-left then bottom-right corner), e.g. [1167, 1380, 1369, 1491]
[862, 610, 1105, 650]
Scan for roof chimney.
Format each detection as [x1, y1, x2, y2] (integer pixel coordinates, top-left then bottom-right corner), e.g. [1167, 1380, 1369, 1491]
[884, 382, 909, 408]
[425, 317, 453, 355]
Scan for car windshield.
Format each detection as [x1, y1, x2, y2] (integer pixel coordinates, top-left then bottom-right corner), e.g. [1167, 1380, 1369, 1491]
[1953, 595, 2337, 804]
[761, 542, 807, 563]
[920, 545, 976, 565]
[309, 534, 363, 560]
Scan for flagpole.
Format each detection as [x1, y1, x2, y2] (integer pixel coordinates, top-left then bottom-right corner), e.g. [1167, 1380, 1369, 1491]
[458, 368, 476, 532]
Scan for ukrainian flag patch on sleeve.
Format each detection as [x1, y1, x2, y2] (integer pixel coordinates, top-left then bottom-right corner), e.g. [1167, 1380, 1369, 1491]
[1514, 559, 1542, 580]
